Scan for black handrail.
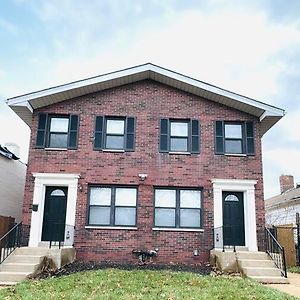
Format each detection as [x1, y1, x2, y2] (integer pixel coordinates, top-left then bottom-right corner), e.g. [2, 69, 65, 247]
[213, 225, 244, 252]
[0, 222, 22, 264]
[49, 223, 74, 249]
[265, 227, 287, 278]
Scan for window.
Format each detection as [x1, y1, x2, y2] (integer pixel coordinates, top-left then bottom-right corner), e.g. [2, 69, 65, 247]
[105, 119, 125, 149]
[36, 113, 79, 149]
[215, 121, 255, 155]
[48, 117, 69, 148]
[170, 121, 189, 152]
[224, 123, 243, 154]
[159, 119, 200, 153]
[154, 188, 202, 228]
[94, 116, 136, 151]
[88, 186, 137, 227]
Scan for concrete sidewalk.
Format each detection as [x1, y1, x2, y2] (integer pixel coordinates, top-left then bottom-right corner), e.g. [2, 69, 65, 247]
[269, 272, 300, 298]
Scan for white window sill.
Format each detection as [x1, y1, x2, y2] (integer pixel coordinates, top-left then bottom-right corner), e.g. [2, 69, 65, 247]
[102, 149, 125, 153]
[44, 148, 68, 151]
[85, 226, 137, 230]
[225, 153, 247, 157]
[169, 152, 191, 155]
[153, 227, 204, 232]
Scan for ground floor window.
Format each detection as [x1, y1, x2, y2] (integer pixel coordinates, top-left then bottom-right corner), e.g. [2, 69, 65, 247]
[88, 186, 137, 227]
[154, 188, 202, 228]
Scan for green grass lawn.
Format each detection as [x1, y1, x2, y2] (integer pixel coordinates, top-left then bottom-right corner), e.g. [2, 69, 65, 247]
[0, 269, 296, 300]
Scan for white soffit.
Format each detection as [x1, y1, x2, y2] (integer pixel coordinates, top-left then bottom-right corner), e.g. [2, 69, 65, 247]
[6, 63, 285, 134]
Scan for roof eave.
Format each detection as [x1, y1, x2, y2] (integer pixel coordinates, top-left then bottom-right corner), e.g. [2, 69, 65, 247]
[6, 63, 285, 131]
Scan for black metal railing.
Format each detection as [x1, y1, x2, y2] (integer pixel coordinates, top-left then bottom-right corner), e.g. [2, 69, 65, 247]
[49, 223, 74, 249]
[265, 227, 287, 278]
[213, 225, 245, 252]
[0, 222, 22, 264]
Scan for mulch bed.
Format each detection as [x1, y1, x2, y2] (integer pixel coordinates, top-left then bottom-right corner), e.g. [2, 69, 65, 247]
[29, 260, 212, 280]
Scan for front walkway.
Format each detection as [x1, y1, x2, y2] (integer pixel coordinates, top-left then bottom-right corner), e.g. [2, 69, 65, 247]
[269, 272, 300, 298]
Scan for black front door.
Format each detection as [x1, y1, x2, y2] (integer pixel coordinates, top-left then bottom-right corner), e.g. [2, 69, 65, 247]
[42, 186, 68, 242]
[223, 191, 245, 246]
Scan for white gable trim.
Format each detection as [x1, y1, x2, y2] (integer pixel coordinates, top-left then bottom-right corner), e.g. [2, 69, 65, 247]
[6, 63, 284, 133]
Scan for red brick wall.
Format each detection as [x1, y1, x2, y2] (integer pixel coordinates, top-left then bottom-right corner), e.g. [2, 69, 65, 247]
[23, 80, 265, 265]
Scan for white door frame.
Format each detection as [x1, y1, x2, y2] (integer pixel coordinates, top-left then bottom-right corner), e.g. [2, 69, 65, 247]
[212, 179, 258, 251]
[29, 173, 80, 247]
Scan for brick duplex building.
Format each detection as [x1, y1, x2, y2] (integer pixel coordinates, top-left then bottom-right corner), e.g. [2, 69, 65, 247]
[7, 63, 285, 265]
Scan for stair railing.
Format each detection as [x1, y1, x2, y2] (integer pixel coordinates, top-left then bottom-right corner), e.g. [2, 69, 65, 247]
[0, 222, 22, 264]
[213, 225, 244, 252]
[49, 223, 74, 249]
[265, 227, 287, 278]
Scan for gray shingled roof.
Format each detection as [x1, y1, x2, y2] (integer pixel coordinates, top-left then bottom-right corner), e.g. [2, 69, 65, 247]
[265, 187, 300, 209]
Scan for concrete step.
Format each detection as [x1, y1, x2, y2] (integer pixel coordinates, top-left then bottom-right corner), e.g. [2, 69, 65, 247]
[0, 262, 40, 273]
[14, 247, 51, 256]
[243, 267, 282, 277]
[0, 281, 17, 286]
[236, 252, 269, 260]
[223, 246, 249, 252]
[0, 271, 30, 282]
[5, 255, 43, 264]
[239, 259, 276, 268]
[250, 276, 289, 284]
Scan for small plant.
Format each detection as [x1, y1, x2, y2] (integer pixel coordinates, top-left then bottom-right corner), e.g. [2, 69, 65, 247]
[288, 266, 300, 274]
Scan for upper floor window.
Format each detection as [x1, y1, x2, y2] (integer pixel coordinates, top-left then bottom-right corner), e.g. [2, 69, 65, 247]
[94, 116, 135, 151]
[49, 117, 69, 148]
[159, 119, 200, 154]
[215, 121, 255, 155]
[36, 113, 79, 149]
[88, 186, 137, 227]
[154, 188, 202, 229]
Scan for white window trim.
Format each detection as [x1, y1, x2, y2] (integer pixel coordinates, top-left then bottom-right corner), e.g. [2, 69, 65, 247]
[211, 179, 258, 251]
[29, 173, 80, 247]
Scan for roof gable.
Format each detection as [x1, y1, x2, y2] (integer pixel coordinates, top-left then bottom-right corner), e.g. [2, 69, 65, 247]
[6, 63, 285, 134]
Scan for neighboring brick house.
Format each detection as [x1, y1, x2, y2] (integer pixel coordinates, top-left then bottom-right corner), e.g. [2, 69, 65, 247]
[0, 144, 26, 223]
[6, 63, 285, 265]
[265, 175, 300, 226]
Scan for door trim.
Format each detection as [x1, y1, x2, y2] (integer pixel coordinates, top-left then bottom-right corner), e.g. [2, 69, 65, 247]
[212, 179, 258, 251]
[29, 173, 80, 247]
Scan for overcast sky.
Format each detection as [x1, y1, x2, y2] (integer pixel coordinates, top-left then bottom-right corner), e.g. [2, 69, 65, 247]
[0, 0, 299, 198]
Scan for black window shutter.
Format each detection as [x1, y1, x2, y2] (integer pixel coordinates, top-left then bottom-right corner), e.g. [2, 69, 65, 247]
[125, 117, 136, 151]
[191, 119, 200, 154]
[94, 116, 104, 150]
[159, 118, 169, 152]
[36, 113, 47, 148]
[215, 121, 225, 154]
[246, 122, 255, 155]
[68, 115, 79, 149]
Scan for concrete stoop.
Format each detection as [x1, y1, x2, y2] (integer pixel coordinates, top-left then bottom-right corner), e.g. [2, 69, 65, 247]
[0, 247, 75, 286]
[211, 249, 289, 284]
[237, 252, 289, 284]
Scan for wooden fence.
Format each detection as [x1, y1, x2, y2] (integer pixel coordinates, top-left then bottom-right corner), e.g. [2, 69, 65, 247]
[0, 215, 15, 239]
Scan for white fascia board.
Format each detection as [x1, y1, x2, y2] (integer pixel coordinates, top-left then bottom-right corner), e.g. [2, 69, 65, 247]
[6, 63, 284, 117]
[6, 65, 151, 106]
[148, 65, 285, 117]
[260, 109, 285, 121]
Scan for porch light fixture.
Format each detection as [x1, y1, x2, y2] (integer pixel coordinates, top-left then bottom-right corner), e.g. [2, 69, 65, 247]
[138, 174, 148, 181]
